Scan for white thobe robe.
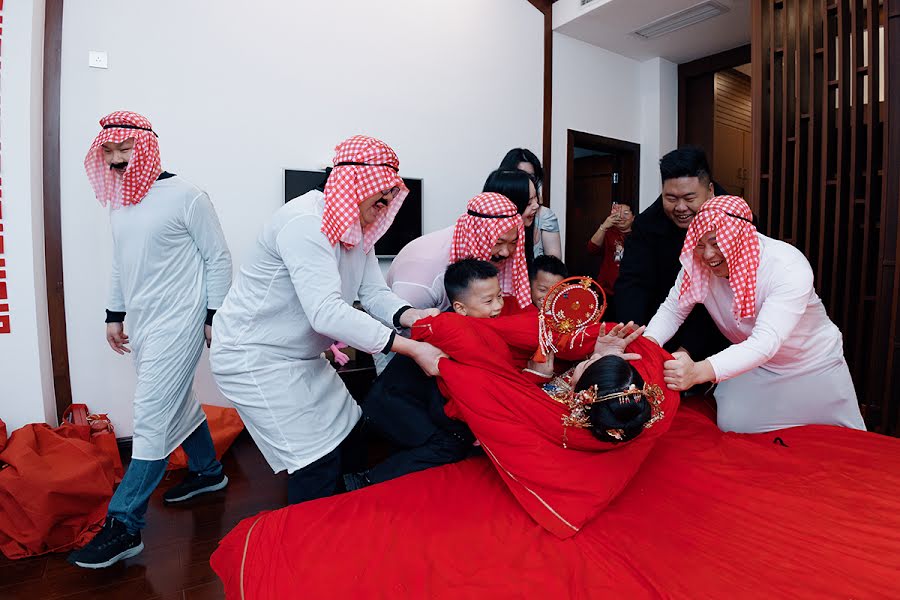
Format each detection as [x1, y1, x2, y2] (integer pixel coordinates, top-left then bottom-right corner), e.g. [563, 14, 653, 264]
[109, 175, 232, 460]
[385, 226, 454, 312]
[211, 190, 407, 474]
[646, 233, 865, 434]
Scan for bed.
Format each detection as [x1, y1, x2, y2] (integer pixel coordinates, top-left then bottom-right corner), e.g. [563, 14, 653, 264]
[212, 313, 900, 599]
[211, 401, 900, 599]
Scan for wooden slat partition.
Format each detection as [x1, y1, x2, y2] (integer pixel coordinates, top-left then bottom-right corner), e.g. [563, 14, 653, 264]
[880, 0, 900, 433]
[752, 0, 898, 432]
[715, 70, 752, 132]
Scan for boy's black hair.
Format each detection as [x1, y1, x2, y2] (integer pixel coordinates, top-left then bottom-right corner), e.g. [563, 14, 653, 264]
[529, 254, 568, 280]
[445, 259, 500, 304]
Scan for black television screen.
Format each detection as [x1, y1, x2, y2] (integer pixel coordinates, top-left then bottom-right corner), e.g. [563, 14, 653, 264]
[284, 170, 423, 257]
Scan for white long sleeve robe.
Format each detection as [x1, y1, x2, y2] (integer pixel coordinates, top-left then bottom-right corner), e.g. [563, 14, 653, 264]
[211, 190, 408, 474]
[110, 175, 232, 460]
[645, 233, 865, 433]
[385, 226, 454, 312]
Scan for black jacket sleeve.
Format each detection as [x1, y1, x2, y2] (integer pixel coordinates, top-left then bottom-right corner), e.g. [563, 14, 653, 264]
[613, 222, 657, 325]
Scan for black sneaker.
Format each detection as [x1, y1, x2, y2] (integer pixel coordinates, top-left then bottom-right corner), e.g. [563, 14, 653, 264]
[67, 517, 143, 569]
[163, 471, 228, 504]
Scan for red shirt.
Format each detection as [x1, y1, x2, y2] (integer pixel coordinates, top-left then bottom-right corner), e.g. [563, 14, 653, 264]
[586, 228, 629, 297]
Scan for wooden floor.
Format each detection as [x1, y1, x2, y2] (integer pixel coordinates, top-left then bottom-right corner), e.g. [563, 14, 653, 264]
[0, 431, 286, 600]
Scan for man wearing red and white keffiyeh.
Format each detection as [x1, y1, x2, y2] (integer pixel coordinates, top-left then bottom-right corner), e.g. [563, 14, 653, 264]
[450, 193, 531, 309]
[645, 195, 865, 435]
[70, 111, 233, 570]
[386, 192, 532, 316]
[211, 135, 444, 506]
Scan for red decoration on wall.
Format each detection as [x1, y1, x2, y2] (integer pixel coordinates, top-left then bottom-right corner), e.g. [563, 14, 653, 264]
[0, 1, 9, 335]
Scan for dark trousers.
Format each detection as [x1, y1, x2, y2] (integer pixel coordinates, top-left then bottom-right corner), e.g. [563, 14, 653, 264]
[365, 425, 474, 484]
[361, 354, 476, 485]
[286, 420, 366, 505]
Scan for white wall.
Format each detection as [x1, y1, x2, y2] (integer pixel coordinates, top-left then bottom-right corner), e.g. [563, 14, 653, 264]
[550, 32, 642, 257]
[0, 0, 57, 432]
[550, 33, 678, 258]
[639, 57, 679, 211]
[59, 0, 543, 437]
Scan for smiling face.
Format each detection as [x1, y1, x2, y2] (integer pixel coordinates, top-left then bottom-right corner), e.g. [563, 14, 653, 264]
[522, 180, 540, 227]
[451, 276, 505, 318]
[490, 226, 519, 263]
[693, 229, 729, 278]
[530, 270, 564, 308]
[101, 138, 135, 172]
[662, 176, 714, 229]
[614, 205, 634, 231]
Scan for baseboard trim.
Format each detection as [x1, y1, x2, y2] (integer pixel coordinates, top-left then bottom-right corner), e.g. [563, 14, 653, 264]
[117, 436, 132, 461]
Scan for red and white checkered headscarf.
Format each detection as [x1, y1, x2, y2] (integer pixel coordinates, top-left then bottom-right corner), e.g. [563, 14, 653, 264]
[321, 135, 408, 253]
[84, 111, 162, 209]
[678, 195, 761, 320]
[450, 192, 531, 309]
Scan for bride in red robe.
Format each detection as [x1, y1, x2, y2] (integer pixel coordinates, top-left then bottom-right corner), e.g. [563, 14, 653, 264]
[411, 310, 680, 538]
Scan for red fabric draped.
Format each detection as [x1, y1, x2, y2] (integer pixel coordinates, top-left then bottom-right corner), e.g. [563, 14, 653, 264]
[411, 312, 679, 538]
[212, 404, 900, 599]
[0, 423, 116, 559]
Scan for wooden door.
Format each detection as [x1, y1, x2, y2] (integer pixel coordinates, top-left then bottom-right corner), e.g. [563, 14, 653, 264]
[714, 123, 747, 196]
[566, 155, 615, 278]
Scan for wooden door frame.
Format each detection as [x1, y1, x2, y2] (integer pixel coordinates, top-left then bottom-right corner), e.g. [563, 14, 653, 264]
[566, 130, 641, 217]
[43, 0, 71, 419]
[677, 44, 752, 147]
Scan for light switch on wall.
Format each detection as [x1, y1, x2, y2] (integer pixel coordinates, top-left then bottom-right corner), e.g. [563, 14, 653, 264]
[88, 51, 108, 69]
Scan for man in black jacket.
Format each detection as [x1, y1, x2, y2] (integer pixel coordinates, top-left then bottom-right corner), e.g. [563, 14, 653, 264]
[613, 147, 729, 361]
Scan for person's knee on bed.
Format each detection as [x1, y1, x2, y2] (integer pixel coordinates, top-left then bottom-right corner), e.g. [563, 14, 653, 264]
[349, 260, 502, 490]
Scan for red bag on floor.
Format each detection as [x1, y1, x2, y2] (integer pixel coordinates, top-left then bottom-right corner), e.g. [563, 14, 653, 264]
[166, 405, 244, 470]
[62, 404, 125, 483]
[0, 421, 117, 559]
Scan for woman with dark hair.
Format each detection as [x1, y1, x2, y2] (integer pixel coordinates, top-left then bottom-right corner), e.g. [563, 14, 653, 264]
[572, 356, 654, 444]
[483, 169, 539, 265]
[500, 148, 544, 184]
[526, 323, 662, 445]
[499, 148, 561, 259]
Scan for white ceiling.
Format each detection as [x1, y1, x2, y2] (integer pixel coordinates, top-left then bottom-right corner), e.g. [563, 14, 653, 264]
[553, 0, 751, 64]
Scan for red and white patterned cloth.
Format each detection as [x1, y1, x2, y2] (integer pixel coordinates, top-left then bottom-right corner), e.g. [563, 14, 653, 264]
[84, 111, 162, 209]
[450, 192, 531, 309]
[678, 195, 761, 320]
[321, 135, 408, 254]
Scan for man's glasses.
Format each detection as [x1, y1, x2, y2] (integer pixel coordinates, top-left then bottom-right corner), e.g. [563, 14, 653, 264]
[376, 186, 400, 207]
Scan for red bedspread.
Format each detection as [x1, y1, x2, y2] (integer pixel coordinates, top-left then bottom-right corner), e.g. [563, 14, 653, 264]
[211, 404, 900, 599]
